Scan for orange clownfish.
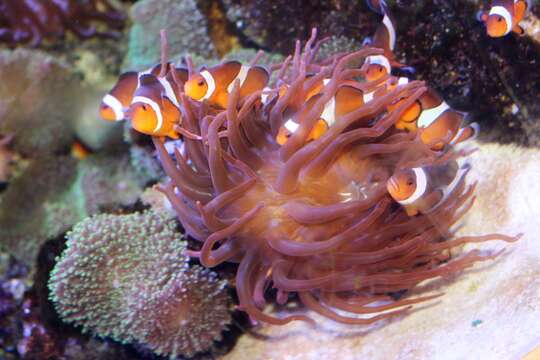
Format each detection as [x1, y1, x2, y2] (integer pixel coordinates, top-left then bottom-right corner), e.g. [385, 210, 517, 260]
[99, 63, 181, 122]
[392, 84, 479, 150]
[387, 161, 471, 216]
[99, 71, 139, 122]
[184, 61, 270, 108]
[363, 5, 401, 82]
[128, 73, 184, 139]
[479, 0, 530, 37]
[276, 84, 365, 145]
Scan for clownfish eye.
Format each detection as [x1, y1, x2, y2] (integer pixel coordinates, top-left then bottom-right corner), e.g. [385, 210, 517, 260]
[379, 67, 384, 72]
[197, 79, 205, 86]
[406, 178, 414, 186]
[497, 16, 503, 22]
[142, 104, 148, 111]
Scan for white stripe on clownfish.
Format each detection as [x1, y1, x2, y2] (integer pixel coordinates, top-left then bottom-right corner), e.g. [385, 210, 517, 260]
[200, 70, 216, 101]
[284, 119, 300, 133]
[489, 6, 513, 35]
[417, 102, 450, 128]
[102, 94, 124, 121]
[320, 96, 337, 127]
[137, 66, 155, 87]
[227, 65, 250, 93]
[260, 86, 272, 104]
[397, 167, 428, 206]
[397, 77, 409, 85]
[131, 96, 164, 134]
[157, 77, 180, 108]
[363, 91, 374, 103]
[383, 13, 396, 51]
[365, 55, 391, 74]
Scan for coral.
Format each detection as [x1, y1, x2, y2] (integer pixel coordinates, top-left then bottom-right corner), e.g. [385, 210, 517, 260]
[129, 144, 165, 184]
[0, 0, 125, 48]
[0, 49, 82, 155]
[0, 154, 145, 266]
[154, 33, 517, 326]
[49, 211, 231, 358]
[124, 0, 217, 71]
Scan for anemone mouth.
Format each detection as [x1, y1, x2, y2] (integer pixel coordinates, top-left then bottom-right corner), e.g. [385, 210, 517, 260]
[152, 29, 519, 326]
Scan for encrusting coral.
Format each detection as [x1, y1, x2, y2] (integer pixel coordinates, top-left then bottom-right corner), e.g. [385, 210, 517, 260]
[148, 29, 520, 326]
[48, 211, 231, 359]
[0, 0, 125, 48]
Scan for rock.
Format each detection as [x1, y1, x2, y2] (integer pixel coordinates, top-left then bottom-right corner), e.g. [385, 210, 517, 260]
[124, 0, 217, 71]
[222, 142, 540, 360]
[0, 153, 146, 267]
[0, 49, 82, 156]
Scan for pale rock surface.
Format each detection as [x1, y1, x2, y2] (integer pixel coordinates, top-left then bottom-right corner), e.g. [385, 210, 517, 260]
[223, 142, 540, 360]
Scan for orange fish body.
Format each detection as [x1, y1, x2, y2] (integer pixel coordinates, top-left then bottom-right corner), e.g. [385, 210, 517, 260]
[99, 71, 138, 121]
[386, 161, 470, 216]
[481, 0, 529, 37]
[184, 61, 269, 108]
[363, 6, 402, 82]
[393, 87, 479, 150]
[100, 63, 187, 122]
[129, 74, 182, 139]
[276, 85, 365, 145]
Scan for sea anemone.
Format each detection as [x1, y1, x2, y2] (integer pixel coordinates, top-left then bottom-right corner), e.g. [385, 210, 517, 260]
[153, 30, 519, 325]
[0, 0, 125, 47]
[48, 211, 231, 358]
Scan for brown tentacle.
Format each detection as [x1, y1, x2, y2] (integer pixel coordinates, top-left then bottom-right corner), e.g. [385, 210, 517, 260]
[284, 184, 387, 225]
[207, 112, 233, 193]
[153, 137, 213, 202]
[173, 147, 212, 188]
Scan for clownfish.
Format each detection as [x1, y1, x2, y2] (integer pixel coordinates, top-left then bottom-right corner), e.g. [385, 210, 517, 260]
[128, 72, 186, 139]
[184, 61, 270, 108]
[99, 71, 139, 121]
[387, 161, 471, 216]
[479, 0, 530, 37]
[391, 84, 479, 150]
[276, 84, 365, 145]
[363, 4, 402, 82]
[99, 63, 183, 122]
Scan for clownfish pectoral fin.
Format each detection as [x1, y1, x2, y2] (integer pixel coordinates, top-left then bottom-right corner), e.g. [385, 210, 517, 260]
[405, 206, 419, 217]
[512, 24, 525, 36]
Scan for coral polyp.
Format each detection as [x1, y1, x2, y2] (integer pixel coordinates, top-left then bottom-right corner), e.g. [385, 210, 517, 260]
[154, 30, 519, 326]
[48, 211, 231, 358]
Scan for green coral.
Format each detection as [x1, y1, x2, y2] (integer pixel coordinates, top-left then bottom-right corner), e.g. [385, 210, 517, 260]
[0, 154, 146, 266]
[49, 211, 231, 358]
[124, 0, 217, 71]
[0, 49, 82, 155]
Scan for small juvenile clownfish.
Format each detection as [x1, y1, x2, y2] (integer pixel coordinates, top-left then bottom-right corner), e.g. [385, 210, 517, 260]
[184, 61, 270, 109]
[99, 71, 138, 121]
[392, 86, 479, 150]
[479, 0, 530, 37]
[128, 74, 183, 139]
[276, 84, 365, 145]
[363, 5, 403, 82]
[387, 161, 471, 216]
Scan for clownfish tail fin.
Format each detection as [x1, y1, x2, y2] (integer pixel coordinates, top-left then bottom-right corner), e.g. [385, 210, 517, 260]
[366, 0, 386, 15]
[451, 122, 480, 146]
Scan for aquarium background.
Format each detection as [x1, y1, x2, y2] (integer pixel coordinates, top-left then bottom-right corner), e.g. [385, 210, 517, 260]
[0, 0, 539, 359]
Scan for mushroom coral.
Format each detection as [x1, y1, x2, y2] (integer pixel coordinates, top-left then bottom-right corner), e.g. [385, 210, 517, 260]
[154, 31, 519, 326]
[0, 0, 125, 47]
